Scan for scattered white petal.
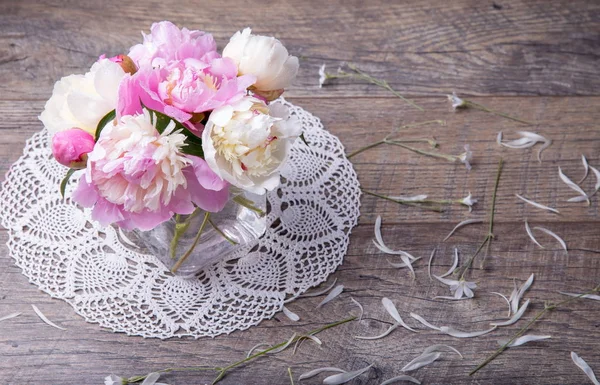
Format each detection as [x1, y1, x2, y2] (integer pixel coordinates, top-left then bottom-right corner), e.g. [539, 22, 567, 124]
[441, 325, 497, 338]
[579, 155, 590, 184]
[381, 298, 417, 332]
[459, 191, 477, 210]
[440, 248, 459, 278]
[0, 312, 21, 322]
[428, 248, 436, 281]
[499, 335, 551, 347]
[422, 344, 463, 358]
[572, 352, 600, 385]
[491, 299, 530, 326]
[283, 306, 300, 322]
[401, 352, 442, 372]
[516, 194, 560, 214]
[270, 333, 297, 354]
[298, 278, 338, 299]
[559, 167, 589, 204]
[525, 220, 544, 248]
[141, 372, 160, 385]
[374, 217, 418, 257]
[388, 194, 428, 202]
[568, 195, 590, 203]
[443, 219, 484, 241]
[591, 166, 600, 195]
[293, 334, 322, 355]
[560, 292, 600, 301]
[104, 375, 123, 385]
[387, 257, 421, 280]
[511, 273, 534, 314]
[355, 324, 399, 340]
[448, 92, 467, 110]
[323, 364, 373, 385]
[433, 296, 473, 301]
[318, 64, 327, 88]
[31, 305, 66, 331]
[247, 343, 270, 358]
[409, 313, 441, 331]
[498, 131, 551, 162]
[490, 292, 512, 317]
[316, 285, 344, 309]
[350, 297, 364, 321]
[533, 226, 567, 251]
[380, 374, 421, 385]
[299, 367, 346, 381]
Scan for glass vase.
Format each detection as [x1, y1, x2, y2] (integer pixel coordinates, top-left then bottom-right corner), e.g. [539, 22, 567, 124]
[120, 189, 267, 278]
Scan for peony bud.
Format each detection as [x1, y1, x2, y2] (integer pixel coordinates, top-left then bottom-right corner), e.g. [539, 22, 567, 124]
[51, 128, 95, 169]
[100, 54, 137, 75]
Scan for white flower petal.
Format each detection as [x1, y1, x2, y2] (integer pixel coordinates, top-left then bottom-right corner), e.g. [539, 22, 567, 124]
[31, 305, 66, 331]
[388, 194, 428, 202]
[560, 292, 600, 301]
[525, 220, 544, 248]
[591, 166, 600, 194]
[422, 344, 463, 358]
[490, 292, 512, 318]
[571, 352, 600, 385]
[297, 278, 338, 299]
[497, 131, 551, 162]
[299, 367, 347, 381]
[323, 364, 373, 385]
[382, 298, 417, 332]
[401, 352, 441, 372]
[428, 248, 436, 281]
[350, 297, 364, 321]
[491, 299, 530, 326]
[355, 324, 399, 340]
[579, 155, 589, 184]
[439, 248, 459, 278]
[380, 374, 421, 385]
[409, 313, 441, 331]
[0, 312, 21, 322]
[282, 306, 299, 322]
[499, 335, 551, 347]
[443, 219, 484, 241]
[270, 333, 297, 354]
[433, 296, 473, 301]
[316, 285, 344, 309]
[247, 343, 270, 358]
[533, 226, 567, 251]
[511, 273, 534, 314]
[558, 167, 589, 204]
[440, 325, 497, 338]
[141, 372, 160, 385]
[516, 194, 559, 214]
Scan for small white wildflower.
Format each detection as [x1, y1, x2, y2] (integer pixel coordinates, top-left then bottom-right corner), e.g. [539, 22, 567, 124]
[434, 275, 477, 299]
[458, 144, 473, 170]
[447, 92, 467, 110]
[318, 64, 327, 88]
[104, 375, 123, 385]
[459, 192, 477, 211]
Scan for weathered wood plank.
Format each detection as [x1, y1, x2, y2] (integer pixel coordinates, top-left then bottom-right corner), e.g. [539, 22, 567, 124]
[1, 0, 600, 99]
[2, 97, 599, 225]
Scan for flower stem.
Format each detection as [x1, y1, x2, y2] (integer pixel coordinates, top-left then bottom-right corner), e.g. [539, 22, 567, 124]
[288, 367, 294, 385]
[233, 195, 265, 217]
[208, 217, 238, 245]
[171, 212, 210, 274]
[469, 285, 600, 375]
[384, 140, 458, 162]
[170, 209, 201, 259]
[459, 158, 503, 279]
[361, 189, 445, 212]
[346, 140, 386, 159]
[464, 100, 534, 125]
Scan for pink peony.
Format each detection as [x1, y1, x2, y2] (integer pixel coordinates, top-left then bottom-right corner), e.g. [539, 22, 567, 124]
[72, 110, 229, 231]
[128, 21, 219, 68]
[51, 128, 95, 169]
[117, 57, 255, 128]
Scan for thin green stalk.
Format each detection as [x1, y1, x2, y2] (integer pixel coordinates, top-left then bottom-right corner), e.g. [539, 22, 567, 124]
[384, 140, 458, 162]
[170, 208, 201, 258]
[361, 189, 444, 212]
[171, 212, 210, 273]
[233, 195, 265, 217]
[459, 158, 503, 279]
[288, 367, 295, 385]
[464, 100, 533, 126]
[211, 316, 356, 384]
[208, 217, 238, 245]
[470, 285, 600, 375]
[346, 140, 386, 159]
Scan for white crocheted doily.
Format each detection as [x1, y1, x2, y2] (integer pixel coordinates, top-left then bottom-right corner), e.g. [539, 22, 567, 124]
[0, 100, 361, 339]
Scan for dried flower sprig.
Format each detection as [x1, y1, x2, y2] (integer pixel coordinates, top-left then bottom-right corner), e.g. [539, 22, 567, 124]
[458, 158, 503, 277]
[119, 316, 356, 384]
[320, 63, 423, 111]
[363, 190, 476, 213]
[448, 92, 534, 125]
[470, 285, 600, 375]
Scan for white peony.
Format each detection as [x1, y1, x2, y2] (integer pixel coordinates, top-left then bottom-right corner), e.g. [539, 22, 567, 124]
[202, 97, 301, 194]
[223, 28, 299, 93]
[39, 59, 126, 135]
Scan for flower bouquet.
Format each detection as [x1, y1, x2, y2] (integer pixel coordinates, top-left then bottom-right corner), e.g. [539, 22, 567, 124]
[40, 21, 301, 276]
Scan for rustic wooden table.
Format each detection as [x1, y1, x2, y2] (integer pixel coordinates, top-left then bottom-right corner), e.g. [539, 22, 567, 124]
[1, 1, 599, 384]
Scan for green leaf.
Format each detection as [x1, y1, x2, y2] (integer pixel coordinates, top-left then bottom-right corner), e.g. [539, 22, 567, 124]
[143, 107, 204, 158]
[299, 133, 309, 146]
[60, 168, 77, 198]
[94, 109, 116, 141]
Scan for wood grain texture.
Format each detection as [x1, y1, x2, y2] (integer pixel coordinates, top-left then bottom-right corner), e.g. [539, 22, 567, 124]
[1, 0, 600, 100]
[1, 1, 600, 384]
